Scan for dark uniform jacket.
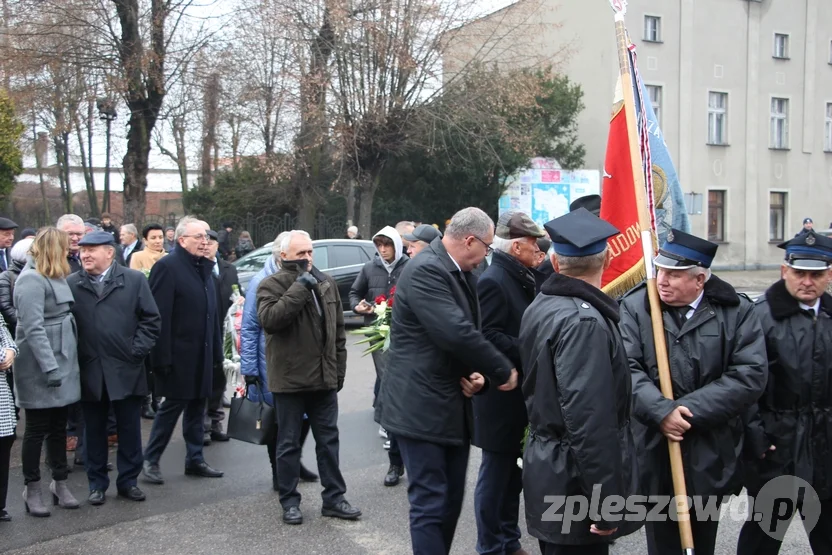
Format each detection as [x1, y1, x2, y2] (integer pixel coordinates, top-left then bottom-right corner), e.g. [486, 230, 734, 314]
[744, 280, 832, 499]
[619, 275, 767, 498]
[377, 238, 512, 447]
[520, 272, 639, 545]
[122, 241, 144, 267]
[473, 250, 534, 454]
[149, 245, 223, 400]
[68, 263, 161, 401]
[257, 262, 346, 394]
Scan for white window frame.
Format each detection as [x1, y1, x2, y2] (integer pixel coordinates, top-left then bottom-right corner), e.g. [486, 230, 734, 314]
[707, 91, 728, 145]
[646, 84, 663, 127]
[770, 97, 789, 149]
[707, 189, 727, 243]
[773, 33, 790, 59]
[768, 190, 789, 243]
[825, 102, 832, 153]
[644, 15, 662, 43]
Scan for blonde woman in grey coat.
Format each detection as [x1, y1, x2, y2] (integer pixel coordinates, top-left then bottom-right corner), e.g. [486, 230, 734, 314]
[13, 227, 81, 516]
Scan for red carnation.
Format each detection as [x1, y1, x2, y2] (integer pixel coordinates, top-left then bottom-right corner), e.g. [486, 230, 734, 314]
[374, 295, 387, 305]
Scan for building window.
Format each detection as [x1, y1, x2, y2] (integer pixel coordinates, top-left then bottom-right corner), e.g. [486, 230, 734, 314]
[644, 16, 661, 42]
[770, 98, 789, 149]
[646, 85, 662, 126]
[769, 192, 787, 242]
[825, 103, 832, 152]
[708, 92, 728, 145]
[774, 33, 789, 59]
[708, 191, 725, 242]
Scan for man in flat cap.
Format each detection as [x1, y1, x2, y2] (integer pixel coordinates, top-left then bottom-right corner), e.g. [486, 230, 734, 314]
[404, 224, 442, 259]
[519, 208, 639, 555]
[0, 217, 17, 272]
[473, 211, 543, 555]
[619, 229, 767, 555]
[68, 231, 161, 505]
[739, 230, 832, 554]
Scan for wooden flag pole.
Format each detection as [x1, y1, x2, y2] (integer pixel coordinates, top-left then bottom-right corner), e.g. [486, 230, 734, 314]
[611, 5, 695, 554]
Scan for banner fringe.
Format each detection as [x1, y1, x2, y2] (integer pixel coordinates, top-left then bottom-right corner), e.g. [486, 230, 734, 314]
[602, 259, 645, 299]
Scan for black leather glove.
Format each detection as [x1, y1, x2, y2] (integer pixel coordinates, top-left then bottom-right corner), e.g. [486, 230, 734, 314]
[46, 373, 62, 388]
[244, 375, 259, 386]
[296, 272, 317, 290]
[337, 378, 344, 393]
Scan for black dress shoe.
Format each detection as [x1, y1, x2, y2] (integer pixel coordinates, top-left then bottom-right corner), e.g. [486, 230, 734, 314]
[141, 406, 156, 420]
[321, 500, 362, 520]
[142, 461, 165, 485]
[283, 506, 303, 525]
[210, 430, 229, 442]
[0, 509, 10, 521]
[299, 464, 318, 482]
[184, 461, 224, 478]
[384, 464, 404, 487]
[88, 490, 106, 506]
[117, 486, 146, 502]
[107, 462, 114, 472]
[203, 434, 212, 446]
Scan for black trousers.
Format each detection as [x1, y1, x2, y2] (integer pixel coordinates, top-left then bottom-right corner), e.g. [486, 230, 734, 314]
[266, 417, 311, 469]
[474, 450, 523, 555]
[274, 390, 346, 510]
[144, 398, 206, 466]
[0, 434, 13, 511]
[645, 502, 721, 555]
[388, 433, 402, 467]
[83, 395, 143, 493]
[737, 497, 832, 554]
[204, 388, 225, 431]
[22, 407, 69, 484]
[397, 436, 470, 555]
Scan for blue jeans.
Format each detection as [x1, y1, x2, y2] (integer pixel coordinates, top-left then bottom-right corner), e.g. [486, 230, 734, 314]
[143, 398, 206, 466]
[397, 436, 470, 555]
[474, 450, 523, 554]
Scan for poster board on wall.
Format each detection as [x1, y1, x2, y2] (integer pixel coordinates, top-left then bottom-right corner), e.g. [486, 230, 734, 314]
[498, 158, 601, 229]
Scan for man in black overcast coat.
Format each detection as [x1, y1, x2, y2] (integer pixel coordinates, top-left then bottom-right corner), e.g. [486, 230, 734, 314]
[141, 218, 225, 484]
[69, 231, 161, 505]
[203, 230, 240, 443]
[473, 211, 543, 555]
[377, 207, 518, 555]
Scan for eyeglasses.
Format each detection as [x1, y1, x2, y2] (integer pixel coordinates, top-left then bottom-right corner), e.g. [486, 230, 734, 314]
[471, 235, 493, 255]
[182, 233, 208, 241]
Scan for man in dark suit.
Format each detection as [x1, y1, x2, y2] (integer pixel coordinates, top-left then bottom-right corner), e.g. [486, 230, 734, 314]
[68, 231, 161, 505]
[473, 211, 544, 555]
[377, 207, 518, 555]
[202, 230, 240, 443]
[141, 217, 225, 484]
[120, 224, 144, 267]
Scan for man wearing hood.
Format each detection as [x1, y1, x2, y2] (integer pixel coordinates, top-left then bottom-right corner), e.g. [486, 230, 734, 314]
[349, 226, 409, 486]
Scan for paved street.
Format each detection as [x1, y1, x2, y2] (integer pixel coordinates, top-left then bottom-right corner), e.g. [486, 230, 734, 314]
[1, 270, 814, 554]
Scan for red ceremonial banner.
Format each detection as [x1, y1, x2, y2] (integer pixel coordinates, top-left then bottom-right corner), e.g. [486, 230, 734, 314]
[600, 102, 644, 297]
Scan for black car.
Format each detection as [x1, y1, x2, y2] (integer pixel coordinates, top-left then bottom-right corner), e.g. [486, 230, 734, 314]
[234, 239, 378, 315]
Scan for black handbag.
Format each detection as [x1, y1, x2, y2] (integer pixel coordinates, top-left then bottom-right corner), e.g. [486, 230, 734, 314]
[226, 384, 276, 445]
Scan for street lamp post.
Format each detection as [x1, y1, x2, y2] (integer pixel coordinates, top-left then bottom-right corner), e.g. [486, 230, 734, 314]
[97, 99, 117, 214]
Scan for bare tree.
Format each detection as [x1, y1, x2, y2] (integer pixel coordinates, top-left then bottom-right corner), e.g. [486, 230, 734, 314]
[327, 0, 549, 236]
[200, 70, 220, 188]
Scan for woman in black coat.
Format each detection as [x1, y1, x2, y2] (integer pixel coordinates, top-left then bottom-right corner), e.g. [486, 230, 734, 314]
[0, 237, 34, 334]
